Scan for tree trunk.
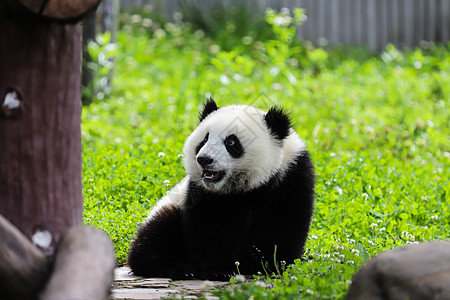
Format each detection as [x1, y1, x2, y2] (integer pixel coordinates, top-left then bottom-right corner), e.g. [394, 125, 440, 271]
[0, 15, 83, 256]
[0, 214, 50, 300]
[82, 9, 97, 105]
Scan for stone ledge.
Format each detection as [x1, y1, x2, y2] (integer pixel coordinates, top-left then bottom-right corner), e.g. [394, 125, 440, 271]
[112, 267, 229, 300]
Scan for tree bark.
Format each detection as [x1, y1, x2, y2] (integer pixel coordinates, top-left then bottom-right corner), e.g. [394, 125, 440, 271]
[0, 214, 50, 300]
[3, 0, 100, 20]
[40, 226, 116, 300]
[0, 15, 83, 256]
[82, 9, 97, 105]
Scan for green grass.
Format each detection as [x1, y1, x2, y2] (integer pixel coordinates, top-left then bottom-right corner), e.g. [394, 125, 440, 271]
[82, 9, 449, 299]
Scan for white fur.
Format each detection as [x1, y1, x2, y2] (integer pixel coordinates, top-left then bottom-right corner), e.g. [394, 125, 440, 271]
[183, 105, 306, 193]
[146, 176, 189, 221]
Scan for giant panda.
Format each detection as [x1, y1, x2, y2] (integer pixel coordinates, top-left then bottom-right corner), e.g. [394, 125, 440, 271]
[128, 99, 315, 280]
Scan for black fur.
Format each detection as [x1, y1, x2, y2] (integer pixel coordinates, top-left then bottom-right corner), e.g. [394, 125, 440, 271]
[128, 151, 315, 280]
[264, 107, 292, 140]
[198, 98, 219, 123]
[195, 133, 209, 154]
[128, 204, 194, 278]
[224, 134, 245, 158]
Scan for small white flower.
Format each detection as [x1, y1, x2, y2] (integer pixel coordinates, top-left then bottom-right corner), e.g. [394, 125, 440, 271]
[254, 280, 266, 287]
[350, 249, 359, 254]
[173, 12, 183, 21]
[370, 223, 378, 229]
[142, 18, 153, 27]
[305, 289, 314, 295]
[235, 275, 246, 283]
[272, 83, 282, 91]
[130, 14, 142, 24]
[274, 16, 291, 26]
[233, 73, 243, 81]
[220, 74, 230, 85]
[269, 66, 280, 77]
[154, 28, 166, 39]
[431, 215, 438, 220]
[280, 7, 290, 15]
[379, 227, 386, 232]
[158, 152, 166, 159]
[177, 154, 184, 158]
[310, 234, 318, 240]
[349, 239, 356, 244]
[368, 240, 375, 246]
[209, 44, 220, 54]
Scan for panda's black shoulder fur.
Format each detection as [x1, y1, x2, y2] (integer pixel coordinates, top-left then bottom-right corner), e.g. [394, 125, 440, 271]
[128, 149, 315, 280]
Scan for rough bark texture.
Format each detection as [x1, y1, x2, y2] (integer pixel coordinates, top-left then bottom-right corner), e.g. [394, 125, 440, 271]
[81, 9, 96, 105]
[2, 0, 100, 20]
[0, 214, 50, 300]
[0, 15, 83, 256]
[40, 226, 116, 300]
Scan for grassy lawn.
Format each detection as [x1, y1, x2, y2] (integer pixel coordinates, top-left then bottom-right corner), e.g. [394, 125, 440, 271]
[82, 9, 449, 299]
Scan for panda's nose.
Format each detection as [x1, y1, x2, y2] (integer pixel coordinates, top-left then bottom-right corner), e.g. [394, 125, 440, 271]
[197, 156, 213, 168]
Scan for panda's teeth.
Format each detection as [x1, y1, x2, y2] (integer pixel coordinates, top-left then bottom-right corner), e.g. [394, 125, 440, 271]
[203, 171, 216, 179]
[202, 170, 225, 183]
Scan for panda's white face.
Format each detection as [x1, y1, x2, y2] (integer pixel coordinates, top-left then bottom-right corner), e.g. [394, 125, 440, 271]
[183, 104, 304, 193]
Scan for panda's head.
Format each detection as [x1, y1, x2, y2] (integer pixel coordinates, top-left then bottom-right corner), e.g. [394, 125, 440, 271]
[183, 99, 305, 193]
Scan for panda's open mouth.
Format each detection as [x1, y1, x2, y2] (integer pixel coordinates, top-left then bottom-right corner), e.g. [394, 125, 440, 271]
[202, 170, 225, 183]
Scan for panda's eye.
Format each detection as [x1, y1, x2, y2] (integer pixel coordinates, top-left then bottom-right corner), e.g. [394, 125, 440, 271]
[203, 133, 209, 143]
[224, 135, 244, 158]
[225, 139, 235, 146]
[224, 135, 236, 147]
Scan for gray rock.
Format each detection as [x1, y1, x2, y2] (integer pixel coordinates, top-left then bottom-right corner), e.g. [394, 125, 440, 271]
[111, 266, 228, 299]
[346, 241, 450, 300]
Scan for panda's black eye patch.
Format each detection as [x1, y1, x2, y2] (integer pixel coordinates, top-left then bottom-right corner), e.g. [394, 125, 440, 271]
[195, 133, 209, 154]
[224, 134, 244, 158]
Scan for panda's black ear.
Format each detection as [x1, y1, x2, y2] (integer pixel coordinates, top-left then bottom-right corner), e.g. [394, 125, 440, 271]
[198, 98, 219, 123]
[264, 107, 292, 140]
